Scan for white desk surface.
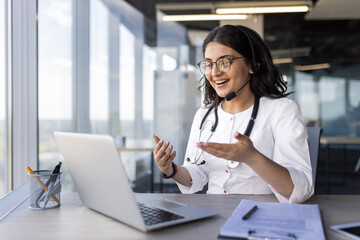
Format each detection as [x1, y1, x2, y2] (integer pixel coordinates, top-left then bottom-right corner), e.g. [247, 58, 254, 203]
[0, 192, 359, 240]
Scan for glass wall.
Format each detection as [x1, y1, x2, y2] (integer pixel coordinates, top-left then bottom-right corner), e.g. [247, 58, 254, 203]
[142, 45, 156, 136]
[319, 76, 347, 135]
[38, 0, 73, 190]
[119, 25, 136, 137]
[349, 80, 360, 136]
[294, 71, 360, 137]
[0, 0, 6, 198]
[294, 72, 319, 126]
[89, 0, 109, 134]
[36, 0, 154, 191]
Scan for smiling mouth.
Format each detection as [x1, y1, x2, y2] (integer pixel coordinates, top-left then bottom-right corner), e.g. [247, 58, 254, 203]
[214, 79, 230, 85]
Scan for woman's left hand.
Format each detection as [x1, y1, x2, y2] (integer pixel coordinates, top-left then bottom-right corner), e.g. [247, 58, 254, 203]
[196, 132, 257, 164]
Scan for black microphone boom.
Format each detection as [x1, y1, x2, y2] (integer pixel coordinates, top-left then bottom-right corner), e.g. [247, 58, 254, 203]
[225, 79, 250, 101]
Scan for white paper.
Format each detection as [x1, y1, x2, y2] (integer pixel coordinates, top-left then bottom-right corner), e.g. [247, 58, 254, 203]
[219, 199, 325, 240]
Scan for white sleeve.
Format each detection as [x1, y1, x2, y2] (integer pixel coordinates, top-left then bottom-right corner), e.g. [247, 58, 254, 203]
[269, 99, 314, 203]
[177, 109, 209, 194]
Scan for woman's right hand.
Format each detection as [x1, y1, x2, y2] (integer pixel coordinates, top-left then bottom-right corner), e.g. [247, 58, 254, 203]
[153, 134, 176, 176]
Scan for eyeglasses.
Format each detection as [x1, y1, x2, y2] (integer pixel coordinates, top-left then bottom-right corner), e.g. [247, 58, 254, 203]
[197, 56, 245, 75]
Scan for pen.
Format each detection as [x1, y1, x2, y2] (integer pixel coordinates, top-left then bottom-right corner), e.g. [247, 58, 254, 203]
[242, 205, 258, 220]
[26, 166, 60, 204]
[36, 162, 62, 203]
[44, 162, 62, 206]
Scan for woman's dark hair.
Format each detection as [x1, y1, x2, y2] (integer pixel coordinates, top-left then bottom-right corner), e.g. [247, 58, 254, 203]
[199, 25, 290, 107]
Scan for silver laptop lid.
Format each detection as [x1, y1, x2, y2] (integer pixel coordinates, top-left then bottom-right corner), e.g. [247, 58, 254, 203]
[54, 132, 147, 231]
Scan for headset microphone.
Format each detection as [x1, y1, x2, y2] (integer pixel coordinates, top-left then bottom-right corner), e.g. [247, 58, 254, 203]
[225, 79, 250, 101]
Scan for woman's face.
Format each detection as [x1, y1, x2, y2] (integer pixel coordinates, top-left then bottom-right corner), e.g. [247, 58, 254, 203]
[204, 42, 252, 99]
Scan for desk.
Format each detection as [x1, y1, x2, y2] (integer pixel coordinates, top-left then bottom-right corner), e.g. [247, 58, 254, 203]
[0, 192, 359, 240]
[321, 137, 360, 145]
[320, 137, 360, 193]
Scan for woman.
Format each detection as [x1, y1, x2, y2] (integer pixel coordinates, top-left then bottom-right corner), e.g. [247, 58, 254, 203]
[153, 25, 313, 203]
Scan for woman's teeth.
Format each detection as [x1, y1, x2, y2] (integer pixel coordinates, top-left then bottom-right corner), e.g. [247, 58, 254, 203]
[215, 79, 229, 85]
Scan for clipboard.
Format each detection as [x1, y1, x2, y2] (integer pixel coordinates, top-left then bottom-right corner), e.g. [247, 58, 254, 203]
[218, 199, 325, 240]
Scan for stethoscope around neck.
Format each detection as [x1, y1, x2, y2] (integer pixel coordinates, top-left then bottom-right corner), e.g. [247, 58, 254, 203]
[186, 95, 260, 168]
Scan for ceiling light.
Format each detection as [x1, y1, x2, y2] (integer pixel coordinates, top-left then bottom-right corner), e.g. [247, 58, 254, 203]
[162, 14, 248, 22]
[273, 58, 293, 64]
[156, 1, 313, 12]
[216, 6, 310, 14]
[294, 63, 330, 71]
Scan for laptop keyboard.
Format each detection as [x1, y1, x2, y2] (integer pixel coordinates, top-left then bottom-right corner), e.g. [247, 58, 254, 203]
[137, 202, 185, 226]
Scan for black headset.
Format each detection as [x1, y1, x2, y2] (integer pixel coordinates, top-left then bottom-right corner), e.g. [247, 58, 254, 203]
[234, 25, 261, 74]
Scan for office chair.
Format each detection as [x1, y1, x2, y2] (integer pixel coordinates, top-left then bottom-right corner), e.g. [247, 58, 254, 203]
[306, 126, 323, 191]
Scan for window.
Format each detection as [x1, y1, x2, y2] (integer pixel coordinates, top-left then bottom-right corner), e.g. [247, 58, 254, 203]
[349, 80, 360, 109]
[0, 0, 7, 197]
[142, 45, 156, 136]
[320, 76, 346, 135]
[349, 79, 360, 136]
[89, 0, 109, 134]
[119, 25, 135, 137]
[295, 72, 319, 125]
[38, 0, 73, 190]
[162, 54, 177, 71]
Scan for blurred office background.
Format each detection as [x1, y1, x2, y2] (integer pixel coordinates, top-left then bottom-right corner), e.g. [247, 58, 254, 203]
[0, 0, 359, 198]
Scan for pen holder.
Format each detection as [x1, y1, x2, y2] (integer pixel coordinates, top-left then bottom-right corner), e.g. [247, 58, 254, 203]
[28, 170, 62, 210]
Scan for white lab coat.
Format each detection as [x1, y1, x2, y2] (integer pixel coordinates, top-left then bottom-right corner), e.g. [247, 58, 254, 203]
[177, 96, 314, 203]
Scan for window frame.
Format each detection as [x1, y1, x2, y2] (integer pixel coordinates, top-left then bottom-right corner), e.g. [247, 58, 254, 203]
[1, 0, 12, 196]
[11, 0, 38, 189]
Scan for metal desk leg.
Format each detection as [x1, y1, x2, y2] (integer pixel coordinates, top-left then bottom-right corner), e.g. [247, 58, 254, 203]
[325, 145, 330, 193]
[342, 145, 347, 184]
[160, 171, 163, 193]
[151, 152, 154, 193]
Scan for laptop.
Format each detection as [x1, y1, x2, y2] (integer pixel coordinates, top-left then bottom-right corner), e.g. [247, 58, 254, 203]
[54, 132, 218, 232]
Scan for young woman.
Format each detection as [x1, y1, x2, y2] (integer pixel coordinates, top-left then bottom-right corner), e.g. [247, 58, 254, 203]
[153, 25, 313, 203]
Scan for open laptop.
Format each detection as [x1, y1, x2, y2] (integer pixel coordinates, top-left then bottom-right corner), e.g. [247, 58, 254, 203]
[54, 132, 218, 232]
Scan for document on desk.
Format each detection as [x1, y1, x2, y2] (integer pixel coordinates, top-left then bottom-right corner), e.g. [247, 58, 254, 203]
[219, 199, 325, 240]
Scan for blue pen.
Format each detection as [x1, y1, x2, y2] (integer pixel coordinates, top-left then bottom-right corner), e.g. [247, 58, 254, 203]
[44, 162, 62, 207]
